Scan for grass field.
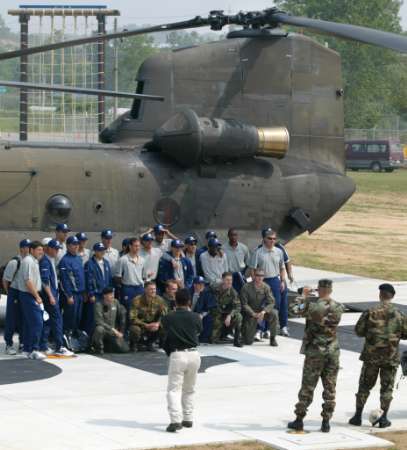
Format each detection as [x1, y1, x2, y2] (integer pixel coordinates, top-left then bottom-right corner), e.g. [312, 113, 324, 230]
[287, 169, 407, 281]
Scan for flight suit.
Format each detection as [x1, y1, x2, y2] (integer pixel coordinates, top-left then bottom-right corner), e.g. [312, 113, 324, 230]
[92, 298, 129, 353]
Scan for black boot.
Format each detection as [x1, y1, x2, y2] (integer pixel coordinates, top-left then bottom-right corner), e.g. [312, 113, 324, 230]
[166, 423, 182, 432]
[233, 329, 243, 348]
[321, 419, 330, 433]
[287, 417, 304, 431]
[349, 407, 363, 426]
[378, 409, 391, 428]
[270, 337, 278, 347]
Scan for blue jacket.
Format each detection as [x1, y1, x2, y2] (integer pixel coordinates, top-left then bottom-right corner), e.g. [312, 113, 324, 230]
[157, 252, 194, 290]
[85, 256, 112, 297]
[193, 288, 217, 314]
[58, 252, 85, 296]
[195, 246, 207, 276]
[39, 254, 58, 298]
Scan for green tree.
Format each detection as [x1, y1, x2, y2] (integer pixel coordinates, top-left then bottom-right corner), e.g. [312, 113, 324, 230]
[274, 0, 406, 128]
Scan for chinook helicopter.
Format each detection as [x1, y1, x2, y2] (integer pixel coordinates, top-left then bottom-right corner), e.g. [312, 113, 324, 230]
[0, 7, 406, 258]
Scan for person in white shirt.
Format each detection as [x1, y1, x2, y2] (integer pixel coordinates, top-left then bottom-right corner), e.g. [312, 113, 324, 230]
[54, 223, 69, 265]
[223, 228, 249, 293]
[140, 233, 161, 282]
[142, 223, 179, 254]
[101, 229, 120, 271]
[199, 238, 228, 287]
[76, 232, 90, 265]
[18, 241, 46, 360]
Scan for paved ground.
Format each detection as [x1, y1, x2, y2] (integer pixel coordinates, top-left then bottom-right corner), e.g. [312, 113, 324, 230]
[0, 267, 406, 450]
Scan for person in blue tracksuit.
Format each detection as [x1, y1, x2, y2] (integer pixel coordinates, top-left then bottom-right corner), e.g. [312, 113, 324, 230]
[83, 242, 113, 335]
[192, 276, 217, 343]
[39, 239, 73, 356]
[18, 241, 45, 359]
[59, 235, 86, 338]
[2, 239, 31, 355]
[157, 239, 194, 293]
[195, 230, 217, 276]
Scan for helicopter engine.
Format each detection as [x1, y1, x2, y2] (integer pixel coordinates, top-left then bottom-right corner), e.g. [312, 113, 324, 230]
[153, 108, 289, 167]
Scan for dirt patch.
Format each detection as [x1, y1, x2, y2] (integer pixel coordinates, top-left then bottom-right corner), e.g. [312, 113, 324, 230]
[287, 171, 407, 281]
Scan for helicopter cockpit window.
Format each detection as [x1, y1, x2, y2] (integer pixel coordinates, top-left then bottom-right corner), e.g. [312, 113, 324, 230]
[130, 81, 145, 119]
[160, 112, 190, 133]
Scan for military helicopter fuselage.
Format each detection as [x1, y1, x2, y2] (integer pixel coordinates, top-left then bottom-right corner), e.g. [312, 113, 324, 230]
[0, 32, 355, 260]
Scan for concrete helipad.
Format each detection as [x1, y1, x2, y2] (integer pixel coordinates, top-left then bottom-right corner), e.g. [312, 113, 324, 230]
[0, 266, 406, 450]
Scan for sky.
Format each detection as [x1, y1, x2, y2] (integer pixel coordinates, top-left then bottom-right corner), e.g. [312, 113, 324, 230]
[1, 0, 407, 32]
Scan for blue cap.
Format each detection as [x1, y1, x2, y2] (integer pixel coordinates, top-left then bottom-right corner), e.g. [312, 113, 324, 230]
[208, 238, 221, 247]
[75, 232, 88, 242]
[142, 233, 154, 241]
[185, 235, 197, 245]
[122, 238, 130, 247]
[66, 236, 79, 245]
[205, 230, 217, 239]
[193, 276, 205, 284]
[171, 239, 184, 248]
[47, 239, 62, 250]
[56, 223, 70, 232]
[93, 242, 106, 252]
[153, 224, 165, 234]
[19, 238, 32, 248]
[101, 229, 113, 239]
[262, 227, 273, 238]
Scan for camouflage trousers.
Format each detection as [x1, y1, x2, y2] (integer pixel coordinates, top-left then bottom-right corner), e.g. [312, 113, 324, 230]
[355, 362, 398, 411]
[295, 352, 339, 420]
[92, 325, 129, 353]
[242, 310, 278, 345]
[129, 324, 163, 347]
[212, 310, 242, 342]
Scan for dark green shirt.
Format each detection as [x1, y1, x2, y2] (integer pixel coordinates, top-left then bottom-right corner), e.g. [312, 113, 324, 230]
[161, 308, 202, 356]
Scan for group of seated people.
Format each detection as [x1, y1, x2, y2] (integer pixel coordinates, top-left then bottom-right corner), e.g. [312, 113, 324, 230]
[1, 223, 293, 358]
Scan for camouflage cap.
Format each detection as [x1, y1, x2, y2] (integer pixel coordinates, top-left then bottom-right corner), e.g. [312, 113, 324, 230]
[379, 283, 395, 296]
[318, 279, 333, 288]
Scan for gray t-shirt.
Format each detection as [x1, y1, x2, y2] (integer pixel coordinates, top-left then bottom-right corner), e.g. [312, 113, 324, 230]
[19, 254, 42, 293]
[200, 251, 229, 286]
[140, 247, 161, 281]
[224, 242, 249, 273]
[3, 255, 22, 290]
[115, 253, 145, 286]
[104, 247, 120, 272]
[249, 245, 284, 278]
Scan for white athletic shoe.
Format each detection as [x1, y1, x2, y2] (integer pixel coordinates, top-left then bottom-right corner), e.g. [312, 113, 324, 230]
[44, 348, 54, 356]
[54, 347, 74, 357]
[254, 331, 262, 342]
[21, 351, 30, 358]
[281, 327, 290, 337]
[5, 346, 17, 355]
[28, 351, 46, 360]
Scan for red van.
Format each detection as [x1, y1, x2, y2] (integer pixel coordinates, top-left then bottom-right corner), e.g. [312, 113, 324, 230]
[345, 140, 404, 172]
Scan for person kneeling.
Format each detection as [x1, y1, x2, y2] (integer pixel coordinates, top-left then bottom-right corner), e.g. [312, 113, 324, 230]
[129, 281, 167, 352]
[91, 287, 129, 354]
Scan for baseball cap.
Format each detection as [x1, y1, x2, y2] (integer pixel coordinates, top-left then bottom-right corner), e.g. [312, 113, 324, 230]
[153, 224, 165, 234]
[205, 230, 217, 239]
[47, 239, 62, 250]
[142, 233, 154, 242]
[101, 229, 113, 239]
[262, 227, 273, 238]
[185, 236, 197, 245]
[19, 238, 32, 248]
[379, 283, 395, 296]
[93, 242, 106, 252]
[75, 232, 88, 241]
[41, 237, 53, 246]
[66, 236, 79, 246]
[208, 238, 221, 248]
[171, 239, 184, 248]
[55, 223, 70, 232]
[193, 276, 205, 284]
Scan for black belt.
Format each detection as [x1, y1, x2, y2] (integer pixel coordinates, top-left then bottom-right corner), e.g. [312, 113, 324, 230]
[173, 348, 197, 352]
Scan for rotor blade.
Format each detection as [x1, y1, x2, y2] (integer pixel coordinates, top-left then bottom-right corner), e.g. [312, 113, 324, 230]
[272, 12, 407, 53]
[0, 16, 209, 61]
[0, 80, 164, 101]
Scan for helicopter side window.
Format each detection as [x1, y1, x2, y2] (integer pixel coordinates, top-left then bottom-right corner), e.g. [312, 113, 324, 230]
[130, 81, 145, 119]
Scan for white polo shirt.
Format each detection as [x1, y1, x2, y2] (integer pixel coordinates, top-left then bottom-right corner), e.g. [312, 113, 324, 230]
[104, 247, 120, 272]
[19, 254, 42, 293]
[140, 247, 161, 281]
[115, 253, 145, 286]
[249, 245, 284, 278]
[224, 242, 249, 273]
[3, 256, 22, 290]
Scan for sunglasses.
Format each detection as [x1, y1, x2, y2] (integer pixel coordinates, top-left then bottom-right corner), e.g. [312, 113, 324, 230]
[266, 237, 277, 241]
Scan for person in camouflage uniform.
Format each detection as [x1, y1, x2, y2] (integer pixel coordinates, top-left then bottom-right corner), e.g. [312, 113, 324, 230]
[349, 283, 407, 428]
[129, 281, 167, 351]
[288, 279, 344, 433]
[241, 269, 279, 346]
[211, 272, 243, 347]
[92, 287, 129, 354]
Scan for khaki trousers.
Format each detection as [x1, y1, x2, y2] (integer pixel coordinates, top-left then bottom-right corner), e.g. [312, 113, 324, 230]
[167, 350, 201, 423]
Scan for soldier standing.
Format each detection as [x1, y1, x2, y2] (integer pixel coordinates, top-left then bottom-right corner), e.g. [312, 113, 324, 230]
[129, 281, 167, 351]
[210, 272, 243, 347]
[288, 279, 344, 433]
[240, 269, 278, 346]
[349, 283, 407, 428]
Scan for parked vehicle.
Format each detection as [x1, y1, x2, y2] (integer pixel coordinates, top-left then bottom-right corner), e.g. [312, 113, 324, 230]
[345, 140, 404, 172]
